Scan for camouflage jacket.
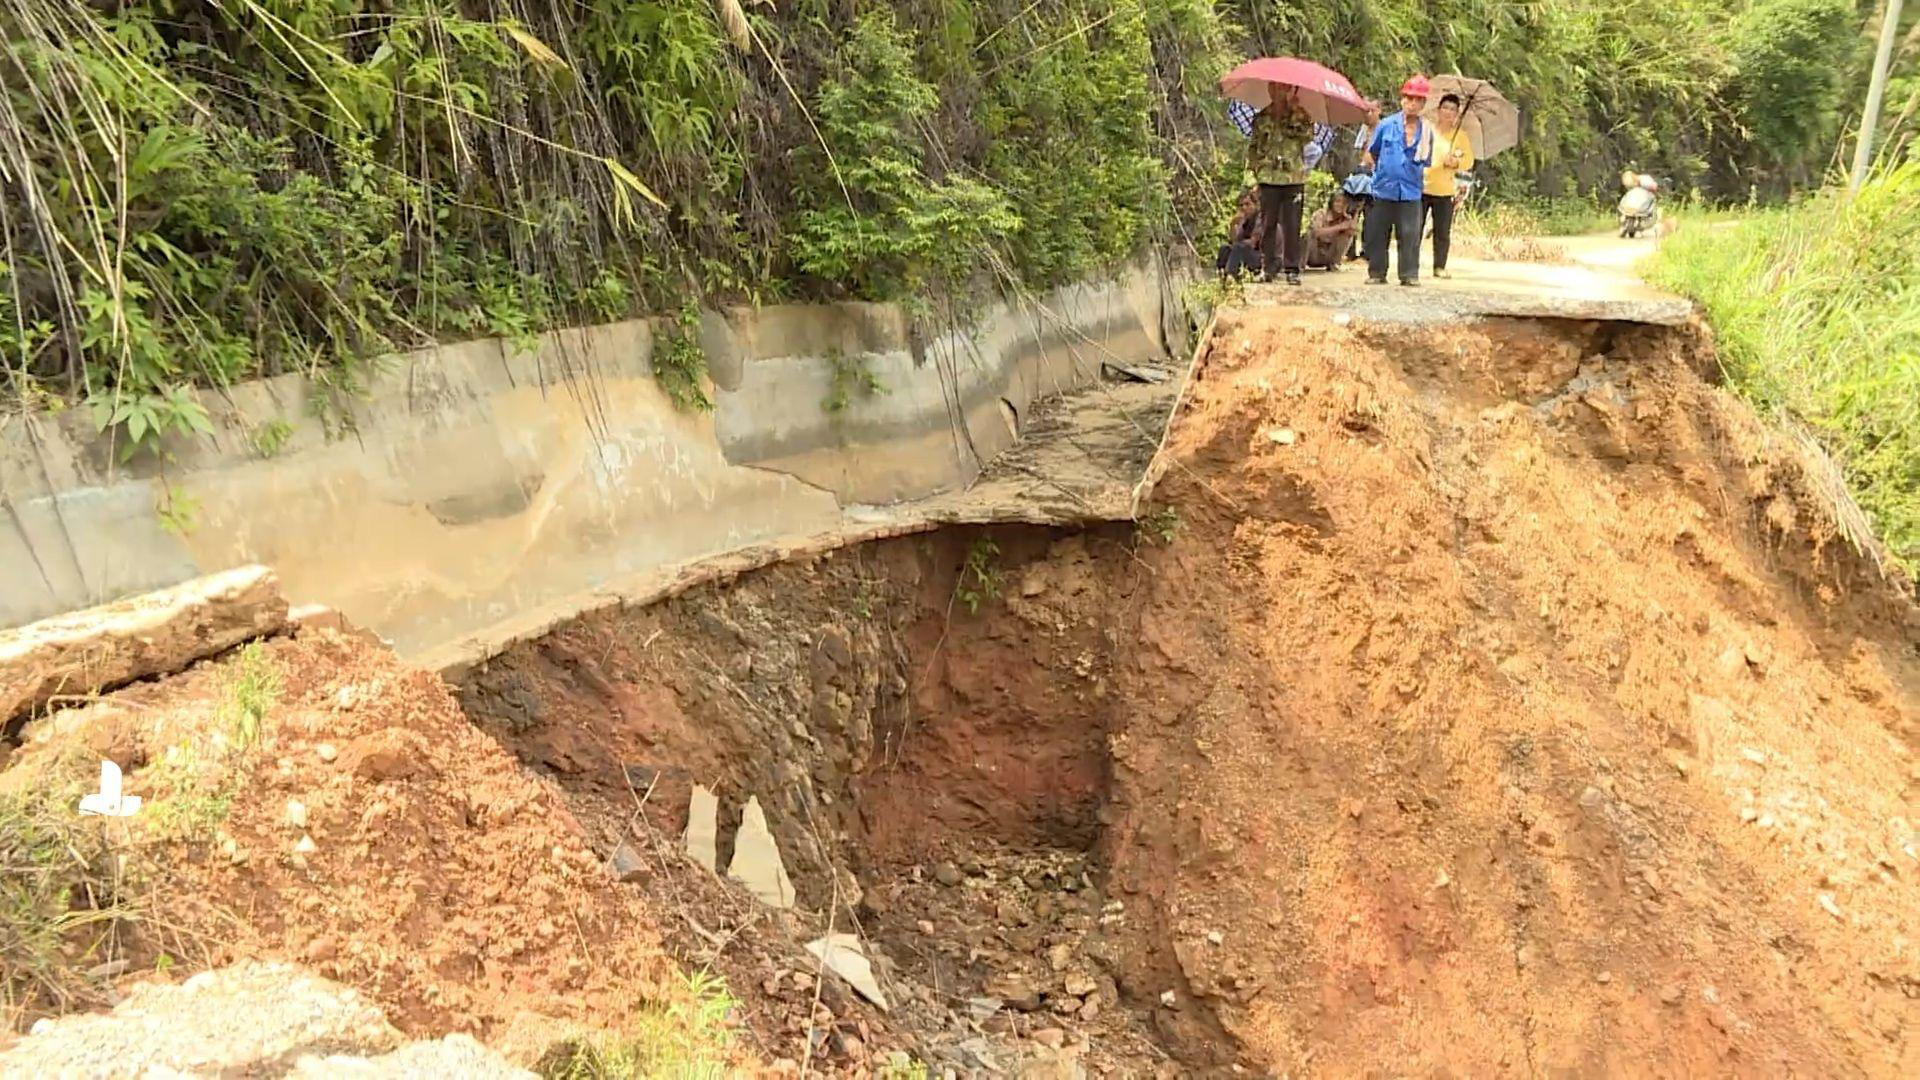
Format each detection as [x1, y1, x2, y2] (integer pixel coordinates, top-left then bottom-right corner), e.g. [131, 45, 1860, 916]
[1247, 108, 1317, 186]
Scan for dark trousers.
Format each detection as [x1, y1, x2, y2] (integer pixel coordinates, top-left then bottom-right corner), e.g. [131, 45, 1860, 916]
[1365, 198, 1422, 283]
[1216, 241, 1259, 277]
[1422, 194, 1457, 271]
[1257, 182, 1304, 276]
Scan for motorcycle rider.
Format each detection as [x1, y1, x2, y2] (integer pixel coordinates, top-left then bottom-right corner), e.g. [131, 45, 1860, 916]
[1617, 169, 1658, 238]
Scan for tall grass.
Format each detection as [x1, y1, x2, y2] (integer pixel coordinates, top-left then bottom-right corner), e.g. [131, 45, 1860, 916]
[1648, 162, 1920, 573]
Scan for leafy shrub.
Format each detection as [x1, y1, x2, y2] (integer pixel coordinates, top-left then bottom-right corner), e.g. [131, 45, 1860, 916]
[788, 10, 1021, 300]
[1649, 162, 1920, 571]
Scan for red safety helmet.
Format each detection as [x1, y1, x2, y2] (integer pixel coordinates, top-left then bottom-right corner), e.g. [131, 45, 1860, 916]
[1400, 75, 1431, 99]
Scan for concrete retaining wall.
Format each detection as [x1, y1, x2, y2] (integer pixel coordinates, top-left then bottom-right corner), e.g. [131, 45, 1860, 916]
[1, 263, 1181, 662]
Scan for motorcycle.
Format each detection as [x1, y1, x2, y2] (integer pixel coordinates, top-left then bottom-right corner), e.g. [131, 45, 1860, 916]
[1617, 171, 1659, 239]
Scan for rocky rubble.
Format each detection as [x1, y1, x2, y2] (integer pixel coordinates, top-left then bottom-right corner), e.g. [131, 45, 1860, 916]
[0, 962, 529, 1078]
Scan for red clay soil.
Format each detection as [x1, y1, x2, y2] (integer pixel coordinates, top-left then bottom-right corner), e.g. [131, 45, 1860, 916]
[1096, 308, 1920, 1075]
[9, 304, 1917, 1078]
[460, 308, 1920, 1076]
[4, 631, 688, 1052]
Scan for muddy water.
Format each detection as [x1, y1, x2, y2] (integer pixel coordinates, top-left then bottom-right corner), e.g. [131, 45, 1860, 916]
[459, 311, 1920, 1076]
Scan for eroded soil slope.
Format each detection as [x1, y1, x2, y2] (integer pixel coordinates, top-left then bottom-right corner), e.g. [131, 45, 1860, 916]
[463, 308, 1920, 1075]
[2, 631, 695, 1058]
[12, 305, 1916, 1078]
[1102, 308, 1920, 1073]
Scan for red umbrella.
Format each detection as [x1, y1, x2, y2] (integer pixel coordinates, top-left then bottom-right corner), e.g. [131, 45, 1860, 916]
[1221, 57, 1372, 126]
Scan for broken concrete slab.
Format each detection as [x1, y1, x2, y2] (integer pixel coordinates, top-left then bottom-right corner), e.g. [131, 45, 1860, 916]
[1, 565, 289, 724]
[0, 961, 397, 1074]
[727, 795, 795, 909]
[0, 960, 533, 1078]
[1102, 361, 1171, 384]
[685, 784, 719, 872]
[805, 933, 890, 1011]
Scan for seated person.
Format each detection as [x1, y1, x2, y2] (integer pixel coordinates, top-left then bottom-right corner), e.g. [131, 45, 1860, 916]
[1306, 192, 1359, 271]
[1215, 188, 1262, 278]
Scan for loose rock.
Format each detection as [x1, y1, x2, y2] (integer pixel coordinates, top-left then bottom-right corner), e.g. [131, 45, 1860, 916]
[339, 728, 431, 783]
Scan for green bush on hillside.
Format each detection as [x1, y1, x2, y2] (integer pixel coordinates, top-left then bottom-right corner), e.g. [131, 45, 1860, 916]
[1649, 162, 1920, 572]
[0, 0, 1896, 458]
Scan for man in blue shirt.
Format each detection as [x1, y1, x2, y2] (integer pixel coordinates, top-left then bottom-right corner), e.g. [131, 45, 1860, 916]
[1362, 76, 1434, 286]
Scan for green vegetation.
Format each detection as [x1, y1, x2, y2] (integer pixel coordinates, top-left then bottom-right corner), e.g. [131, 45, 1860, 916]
[1140, 507, 1185, 546]
[250, 418, 295, 459]
[1462, 197, 1615, 239]
[1649, 162, 1920, 572]
[144, 642, 281, 841]
[153, 485, 202, 538]
[956, 537, 1005, 615]
[652, 303, 714, 414]
[823, 349, 885, 414]
[2, 0, 1900, 455]
[537, 969, 738, 1079]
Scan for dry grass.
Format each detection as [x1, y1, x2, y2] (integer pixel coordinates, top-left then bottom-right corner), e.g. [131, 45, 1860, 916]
[0, 752, 138, 1029]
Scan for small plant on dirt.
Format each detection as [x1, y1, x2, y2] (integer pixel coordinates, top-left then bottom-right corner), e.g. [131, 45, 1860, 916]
[653, 302, 713, 413]
[822, 348, 886, 413]
[537, 968, 738, 1078]
[143, 643, 280, 841]
[250, 418, 294, 459]
[140, 745, 236, 843]
[877, 1053, 931, 1079]
[954, 537, 1004, 615]
[1139, 507, 1183, 546]
[0, 758, 137, 1026]
[222, 642, 281, 749]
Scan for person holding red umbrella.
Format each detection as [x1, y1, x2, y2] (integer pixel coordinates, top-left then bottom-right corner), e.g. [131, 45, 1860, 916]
[1220, 58, 1373, 286]
[1361, 76, 1435, 286]
[1245, 85, 1318, 285]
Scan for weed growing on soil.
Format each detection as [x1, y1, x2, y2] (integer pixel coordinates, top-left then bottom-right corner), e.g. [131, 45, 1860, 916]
[144, 643, 280, 842]
[537, 969, 737, 1078]
[955, 538, 1004, 615]
[1650, 162, 1920, 571]
[1182, 275, 1246, 316]
[0, 758, 134, 1027]
[1139, 507, 1184, 546]
[876, 1054, 931, 1079]
[222, 643, 280, 750]
[1461, 197, 1614, 238]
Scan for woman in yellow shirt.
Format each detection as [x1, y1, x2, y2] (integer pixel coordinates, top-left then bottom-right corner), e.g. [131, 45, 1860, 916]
[1421, 93, 1475, 279]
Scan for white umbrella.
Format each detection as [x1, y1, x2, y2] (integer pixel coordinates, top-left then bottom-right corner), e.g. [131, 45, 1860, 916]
[1430, 75, 1520, 159]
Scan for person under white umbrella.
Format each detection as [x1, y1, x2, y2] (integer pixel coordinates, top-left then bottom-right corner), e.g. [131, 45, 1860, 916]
[1421, 76, 1520, 277]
